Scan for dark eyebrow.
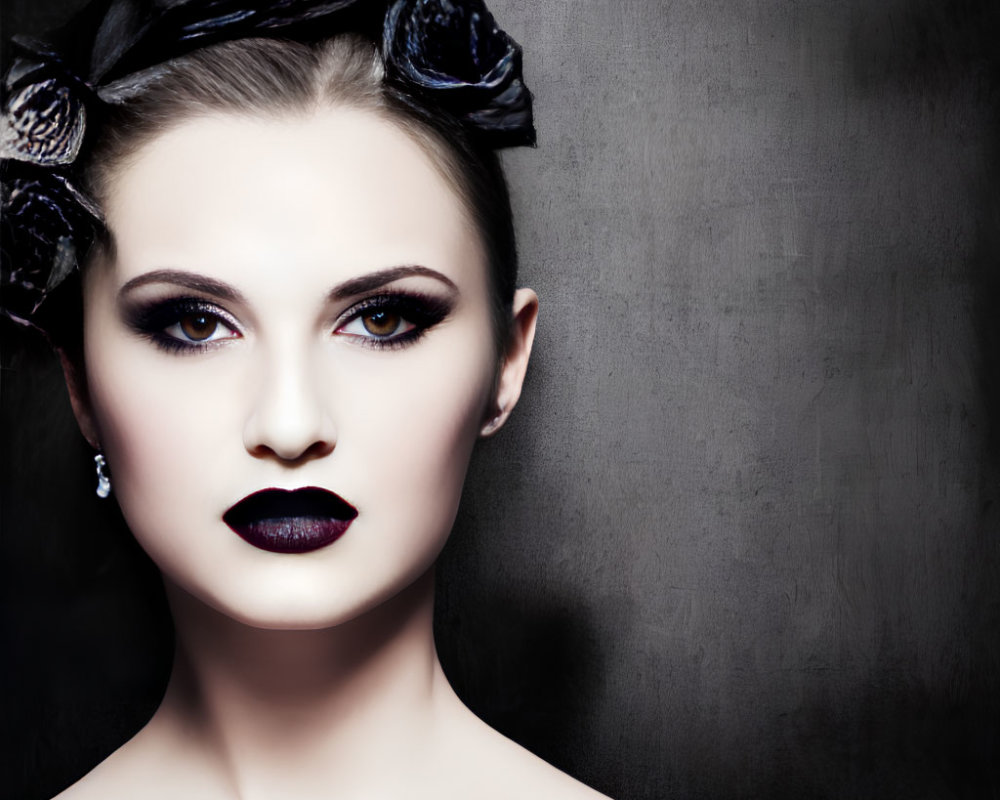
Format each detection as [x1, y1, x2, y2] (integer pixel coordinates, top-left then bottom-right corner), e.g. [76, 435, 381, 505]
[119, 269, 245, 303]
[327, 265, 458, 301]
[118, 265, 458, 304]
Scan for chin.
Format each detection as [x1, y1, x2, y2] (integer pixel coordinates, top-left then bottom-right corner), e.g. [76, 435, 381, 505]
[210, 598, 363, 631]
[162, 556, 436, 632]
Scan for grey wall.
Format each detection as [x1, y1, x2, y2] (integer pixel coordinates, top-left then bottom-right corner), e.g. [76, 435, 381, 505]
[446, 1, 1000, 797]
[3, 1, 999, 799]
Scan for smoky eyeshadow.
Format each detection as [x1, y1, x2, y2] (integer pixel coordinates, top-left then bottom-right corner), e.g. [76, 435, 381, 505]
[335, 290, 456, 350]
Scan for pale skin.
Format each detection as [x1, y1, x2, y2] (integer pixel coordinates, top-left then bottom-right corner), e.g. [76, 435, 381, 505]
[54, 105, 610, 799]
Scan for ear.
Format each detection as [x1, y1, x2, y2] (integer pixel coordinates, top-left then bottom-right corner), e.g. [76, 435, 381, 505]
[57, 348, 102, 450]
[480, 288, 539, 437]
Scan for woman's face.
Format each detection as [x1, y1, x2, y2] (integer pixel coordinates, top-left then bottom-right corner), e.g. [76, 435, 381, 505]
[75, 106, 531, 629]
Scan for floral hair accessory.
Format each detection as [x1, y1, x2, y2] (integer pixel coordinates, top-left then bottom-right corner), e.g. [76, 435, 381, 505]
[383, 0, 534, 147]
[1, 167, 102, 324]
[1, 0, 534, 328]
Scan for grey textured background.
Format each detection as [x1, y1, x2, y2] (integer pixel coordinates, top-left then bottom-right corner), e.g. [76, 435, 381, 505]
[3, 1, 1000, 798]
[448, 0, 1000, 796]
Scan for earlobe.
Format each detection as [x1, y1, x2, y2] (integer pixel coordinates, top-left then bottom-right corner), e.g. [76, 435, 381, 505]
[57, 348, 102, 450]
[480, 288, 538, 437]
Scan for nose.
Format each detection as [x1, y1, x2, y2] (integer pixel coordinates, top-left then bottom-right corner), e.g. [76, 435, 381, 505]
[242, 347, 336, 463]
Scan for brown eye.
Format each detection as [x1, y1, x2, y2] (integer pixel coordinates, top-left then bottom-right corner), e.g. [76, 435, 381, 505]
[140, 300, 240, 351]
[179, 313, 219, 341]
[334, 295, 428, 347]
[361, 310, 400, 337]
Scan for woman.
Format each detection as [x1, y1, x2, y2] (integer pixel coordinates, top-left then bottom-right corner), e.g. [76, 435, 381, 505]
[1, 1, 609, 796]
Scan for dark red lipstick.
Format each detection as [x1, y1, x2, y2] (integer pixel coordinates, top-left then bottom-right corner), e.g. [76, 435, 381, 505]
[223, 488, 357, 554]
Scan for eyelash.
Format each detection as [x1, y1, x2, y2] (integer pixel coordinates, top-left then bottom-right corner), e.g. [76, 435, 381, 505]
[127, 292, 451, 354]
[334, 292, 452, 350]
[127, 298, 242, 354]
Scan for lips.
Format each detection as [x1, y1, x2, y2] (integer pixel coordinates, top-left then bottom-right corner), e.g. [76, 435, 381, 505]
[223, 488, 357, 554]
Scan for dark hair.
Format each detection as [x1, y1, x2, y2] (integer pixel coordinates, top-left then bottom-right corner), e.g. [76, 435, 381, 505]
[74, 34, 518, 351]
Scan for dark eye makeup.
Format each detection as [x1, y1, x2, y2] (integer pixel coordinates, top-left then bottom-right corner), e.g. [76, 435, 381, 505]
[125, 297, 242, 354]
[334, 292, 453, 350]
[124, 290, 453, 354]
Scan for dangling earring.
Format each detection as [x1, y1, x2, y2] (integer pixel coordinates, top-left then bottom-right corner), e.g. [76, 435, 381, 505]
[94, 453, 111, 499]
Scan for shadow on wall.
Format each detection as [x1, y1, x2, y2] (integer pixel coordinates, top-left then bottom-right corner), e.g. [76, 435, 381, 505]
[851, 0, 1000, 455]
[0, 331, 174, 800]
[435, 432, 619, 797]
[435, 579, 607, 777]
[857, 0, 1000, 793]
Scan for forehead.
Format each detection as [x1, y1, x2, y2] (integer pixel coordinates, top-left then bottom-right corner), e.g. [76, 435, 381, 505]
[101, 105, 483, 288]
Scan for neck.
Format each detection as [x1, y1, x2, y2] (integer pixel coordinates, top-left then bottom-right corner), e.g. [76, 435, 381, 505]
[152, 569, 451, 798]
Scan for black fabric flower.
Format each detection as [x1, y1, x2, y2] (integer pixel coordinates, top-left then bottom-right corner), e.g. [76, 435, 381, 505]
[383, 0, 534, 146]
[0, 76, 87, 166]
[1, 168, 101, 325]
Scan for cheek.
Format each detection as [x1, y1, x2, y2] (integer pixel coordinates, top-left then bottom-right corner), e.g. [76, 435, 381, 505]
[84, 347, 238, 564]
[94, 373, 228, 483]
[336, 329, 497, 519]
[82, 268, 212, 466]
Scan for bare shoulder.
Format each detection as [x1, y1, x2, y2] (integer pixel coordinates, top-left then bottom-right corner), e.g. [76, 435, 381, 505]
[51, 723, 219, 800]
[52, 745, 142, 800]
[487, 742, 613, 800]
[441, 704, 613, 800]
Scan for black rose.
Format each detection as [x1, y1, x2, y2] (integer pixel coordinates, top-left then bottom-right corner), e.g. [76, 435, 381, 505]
[383, 0, 534, 146]
[1, 170, 99, 322]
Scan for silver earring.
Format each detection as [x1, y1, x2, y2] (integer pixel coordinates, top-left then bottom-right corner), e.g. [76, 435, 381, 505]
[94, 453, 111, 499]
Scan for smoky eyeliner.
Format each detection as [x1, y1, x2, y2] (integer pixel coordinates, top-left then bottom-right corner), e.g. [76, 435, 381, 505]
[124, 296, 241, 354]
[336, 290, 454, 349]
